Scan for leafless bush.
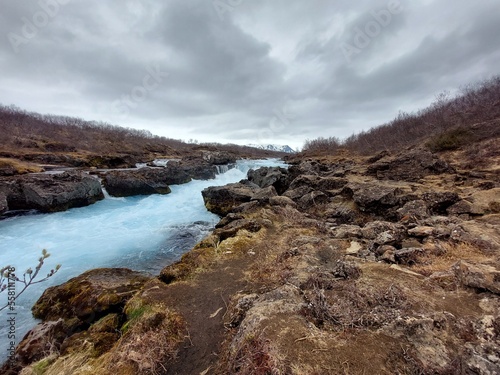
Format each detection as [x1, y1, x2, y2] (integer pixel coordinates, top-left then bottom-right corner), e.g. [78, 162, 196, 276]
[0, 104, 284, 159]
[302, 76, 500, 155]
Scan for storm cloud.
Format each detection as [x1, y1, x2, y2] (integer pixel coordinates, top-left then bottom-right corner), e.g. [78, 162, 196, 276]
[1, 0, 499, 149]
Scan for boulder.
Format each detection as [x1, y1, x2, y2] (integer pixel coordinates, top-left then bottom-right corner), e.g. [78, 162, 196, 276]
[287, 174, 347, 192]
[361, 221, 406, 244]
[201, 151, 237, 165]
[247, 167, 290, 194]
[422, 191, 460, 214]
[331, 224, 363, 239]
[2, 171, 104, 213]
[8, 268, 148, 372]
[15, 319, 75, 366]
[397, 200, 430, 221]
[447, 200, 475, 215]
[324, 197, 360, 224]
[297, 191, 329, 208]
[32, 268, 149, 321]
[269, 195, 297, 208]
[367, 149, 455, 182]
[201, 181, 261, 216]
[453, 261, 500, 294]
[408, 226, 434, 237]
[104, 168, 175, 197]
[251, 186, 278, 203]
[214, 219, 262, 241]
[173, 159, 217, 180]
[282, 186, 313, 201]
[343, 182, 406, 218]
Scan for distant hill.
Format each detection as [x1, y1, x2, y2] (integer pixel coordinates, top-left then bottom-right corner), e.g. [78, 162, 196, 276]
[302, 76, 500, 155]
[0, 105, 285, 168]
[247, 144, 296, 153]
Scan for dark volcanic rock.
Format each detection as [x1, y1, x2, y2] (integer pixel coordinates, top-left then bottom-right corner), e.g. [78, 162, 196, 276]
[214, 219, 262, 241]
[7, 268, 148, 371]
[201, 151, 237, 165]
[422, 191, 460, 214]
[32, 268, 149, 321]
[247, 167, 290, 194]
[1, 171, 104, 213]
[0, 193, 7, 215]
[342, 182, 405, 218]
[367, 149, 455, 182]
[251, 186, 278, 203]
[202, 181, 261, 216]
[103, 167, 179, 197]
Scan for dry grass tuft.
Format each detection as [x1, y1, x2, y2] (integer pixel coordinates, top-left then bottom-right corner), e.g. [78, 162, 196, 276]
[302, 281, 409, 331]
[227, 334, 289, 375]
[0, 157, 43, 174]
[412, 241, 491, 276]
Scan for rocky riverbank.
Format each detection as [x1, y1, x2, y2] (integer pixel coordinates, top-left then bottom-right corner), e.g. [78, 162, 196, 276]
[0, 151, 238, 215]
[3, 145, 500, 374]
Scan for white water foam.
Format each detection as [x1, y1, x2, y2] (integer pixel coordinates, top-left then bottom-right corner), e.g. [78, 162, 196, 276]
[0, 159, 286, 362]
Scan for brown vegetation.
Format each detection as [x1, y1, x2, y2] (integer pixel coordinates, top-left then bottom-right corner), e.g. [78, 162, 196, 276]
[303, 76, 500, 155]
[0, 105, 285, 167]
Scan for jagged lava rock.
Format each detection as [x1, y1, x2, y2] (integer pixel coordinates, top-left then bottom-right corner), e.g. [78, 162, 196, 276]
[367, 148, 455, 181]
[201, 181, 260, 216]
[103, 167, 177, 197]
[1, 171, 104, 213]
[247, 166, 290, 194]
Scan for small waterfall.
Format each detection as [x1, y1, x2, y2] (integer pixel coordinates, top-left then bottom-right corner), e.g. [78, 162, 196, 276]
[215, 163, 236, 175]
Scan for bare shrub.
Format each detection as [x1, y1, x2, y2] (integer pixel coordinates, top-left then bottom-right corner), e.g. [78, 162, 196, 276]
[302, 76, 500, 155]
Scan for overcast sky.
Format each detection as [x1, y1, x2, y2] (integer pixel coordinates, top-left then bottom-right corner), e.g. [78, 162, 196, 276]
[1, 0, 499, 150]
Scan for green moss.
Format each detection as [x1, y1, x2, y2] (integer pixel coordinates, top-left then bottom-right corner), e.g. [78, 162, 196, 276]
[122, 299, 150, 333]
[31, 356, 55, 375]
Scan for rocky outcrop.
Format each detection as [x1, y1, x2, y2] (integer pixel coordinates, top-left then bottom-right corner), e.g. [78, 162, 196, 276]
[201, 181, 260, 216]
[201, 151, 237, 165]
[0, 171, 104, 213]
[247, 167, 290, 194]
[0, 193, 7, 215]
[103, 167, 179, 197]
[33, 268, 148, 321]
[6, 268, 149, 372]
[367, 149, 455, 181]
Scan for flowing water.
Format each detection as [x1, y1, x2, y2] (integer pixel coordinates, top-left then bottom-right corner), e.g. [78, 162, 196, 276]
[0, 158, 286, 363]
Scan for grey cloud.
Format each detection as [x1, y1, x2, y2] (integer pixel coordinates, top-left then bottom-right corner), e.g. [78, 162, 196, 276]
[0, 0, 498, 149]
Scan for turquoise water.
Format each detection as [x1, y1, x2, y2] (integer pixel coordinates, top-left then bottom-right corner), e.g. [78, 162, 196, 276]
[0, 158, 286, 363]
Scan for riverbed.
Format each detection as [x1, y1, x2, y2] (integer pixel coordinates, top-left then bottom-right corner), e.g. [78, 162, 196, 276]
[0, 158, 286, 363]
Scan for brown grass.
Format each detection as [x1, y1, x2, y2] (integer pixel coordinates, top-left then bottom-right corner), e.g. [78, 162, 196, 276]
[411, 241, 492, 276]
[0, 157, 44, 174]
[227, 334, 289, 375]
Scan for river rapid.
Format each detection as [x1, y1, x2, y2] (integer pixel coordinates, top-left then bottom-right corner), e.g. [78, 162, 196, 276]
[0, 158, 286, 363]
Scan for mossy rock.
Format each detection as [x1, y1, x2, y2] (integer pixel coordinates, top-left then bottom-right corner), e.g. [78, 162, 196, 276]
[32, 268, 150, 321]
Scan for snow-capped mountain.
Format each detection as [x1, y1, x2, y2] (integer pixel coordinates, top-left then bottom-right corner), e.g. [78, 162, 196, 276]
[247, 144, 296, 153]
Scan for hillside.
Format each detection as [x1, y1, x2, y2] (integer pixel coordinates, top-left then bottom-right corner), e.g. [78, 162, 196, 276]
[4, 111, 500, 374]
[302, 76, 500, 156]
[0, 105, 286, 172]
